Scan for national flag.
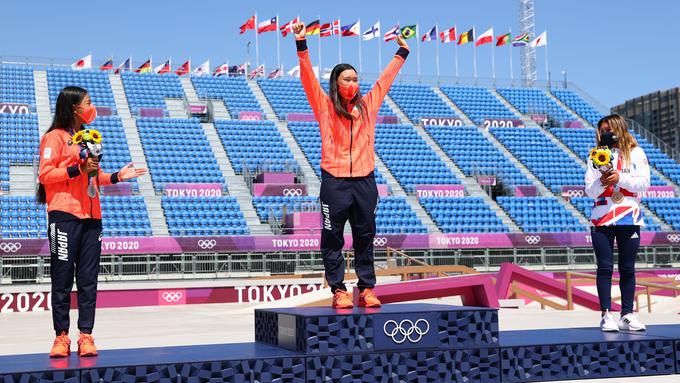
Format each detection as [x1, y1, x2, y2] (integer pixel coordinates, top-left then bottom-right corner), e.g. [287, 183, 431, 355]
[154, 60, 171, 74]
[99, 57, 113, 71]
[175, 60, 190, 76]
[306, 20, 321, 36]
[341, 20, 361, 37]
[280, 17, 300, 37]
[457, 28, 474, 45]
[421, 26, 437, 42]
[268, 68, 283, 79]
[530, 31, 547, 47]
[475, 28, 493, 46]
[496, 33, 511, 46]
[240, 15, 256, 34]
[363, 21, 380, 41]
[236, 63, 247, 75]
[383, 24, 400, 41]
[135, 59, 152, 73]
[287, 65, 300, 78]
[512, 32, 531, 47]
[193, 60, 210, 76]
[71, 54, 92, 70]
[401, 25, 416, 39]
[213, 62, 229, 76]
[320, 20, 340, 37]
[257, 16, 277, 33]
[439, 27, 456, 43]
[248, 64, 264, 79]
[114, 57, 131, 74]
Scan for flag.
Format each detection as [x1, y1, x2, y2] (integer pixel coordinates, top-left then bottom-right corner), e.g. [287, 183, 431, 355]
[476, 28, 493, 46]
[321, 68, 332, 80]
[401, 25, 416, 39]
[71, 54, 92, 70]
[384, 24, 400, 41]
[135, 59, 152, 73]
[154, 60, 171, 74]
[236, 63, 247, 75]
[531, 31, 547, 47]
[341, 20, 361, 37]
[257, 16, 277, 33]
[287, 65, 300, 78]
[363, 21, 380, 41]
[440, 27, 456, 43]
[175, 60, 190, 76]
[457, 28, 474, 45]
[213, 62, 229, 76]
[421, 26, 437, 42]
[512, 32, 530, 46]
[280, 17, 299, 37]
[306, 20, 320, 36]
[496, 33, 511, 46]
[114, 57, 131, 74]
[193, 60, 210, 76]
[248, 64, 264, 79]
[268, 68, 283, 79]
[320, 20, 340, 37]
[99, 57, 113, 71]
[240, 15, 256, 34]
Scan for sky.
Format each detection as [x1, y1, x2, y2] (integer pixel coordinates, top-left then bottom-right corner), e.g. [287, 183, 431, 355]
[0, 0, 677, 108]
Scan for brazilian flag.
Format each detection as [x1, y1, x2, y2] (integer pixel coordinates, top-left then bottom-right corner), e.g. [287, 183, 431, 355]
[401, 25, 416, 39]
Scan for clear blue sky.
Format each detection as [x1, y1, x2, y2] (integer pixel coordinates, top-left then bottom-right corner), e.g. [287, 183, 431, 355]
[1, 0, 677, 108]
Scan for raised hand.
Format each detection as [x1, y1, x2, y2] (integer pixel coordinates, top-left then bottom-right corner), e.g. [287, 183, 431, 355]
[396, 35, 409, 50]
[293, 22, 306, 40]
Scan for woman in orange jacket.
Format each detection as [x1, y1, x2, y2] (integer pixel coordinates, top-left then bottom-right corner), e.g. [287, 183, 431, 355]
[292, 23, 409, 308]
[37, 86, 146, 357]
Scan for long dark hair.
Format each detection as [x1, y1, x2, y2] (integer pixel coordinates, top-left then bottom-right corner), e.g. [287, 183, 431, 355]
[36, 86, 89, 204]
[328, 64, 367, 121]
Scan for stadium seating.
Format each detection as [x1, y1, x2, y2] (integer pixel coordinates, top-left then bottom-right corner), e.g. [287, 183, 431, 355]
[441, 86, 518, 124]
[121, 72, 184, 114]
[551, 89, 604, 127]
[420, 197, 508, 233]
[643, 198, 680, 230]
[47, 68, 116, 112]
[490, 127, 584, 193]
[258, 78, 311, 119]
[497, 87, 576, 124]
[0, 113, 39, 191]
[252, 196, 318, 223]
[0, 196, 46, 238]
[87, 116, 138, 191]
[632, 132, 680, 186]
[191, 75, 261, 117]
[571, 196, 661, 232]
[497, 196, 586, 232]
[320, 82, 396, 116]
[376, 123, 460, 193]
[425, 125, 532, 186]
[388, 83, 457, 123]
[136, 118, 224, 191]
[375, 197, 427, 234]
[162, 196, 248, 236]
[0, 66, 36, 110]
[213, 119, 297, 174]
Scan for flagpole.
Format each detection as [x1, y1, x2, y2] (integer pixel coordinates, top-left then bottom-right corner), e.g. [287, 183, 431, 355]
[454, 25, 459, 81]
[491, 32, 496, 84]
[276, 14, 281, 70]
[378, 21, 382, 71]
[509, 28, 513, 84]
[338, 17, 342, 63]
[416, 24, 421, 78]
[255, 13, 260, 67]
[358, 18, 363, 73]
[544, 30, 549, 84]
[318, 15, 322, 73]
[435, 24, 440, 80]
[473, 26, 477, 82]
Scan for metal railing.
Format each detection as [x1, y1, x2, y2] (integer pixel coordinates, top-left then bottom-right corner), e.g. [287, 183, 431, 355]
[626, 118, 680, 163]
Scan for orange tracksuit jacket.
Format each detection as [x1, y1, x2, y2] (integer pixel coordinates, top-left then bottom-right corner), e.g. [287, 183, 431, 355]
[297, 39, 409, 178]
[38, 128, 119, 220]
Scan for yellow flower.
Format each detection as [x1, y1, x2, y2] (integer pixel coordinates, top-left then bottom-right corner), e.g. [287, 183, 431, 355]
[72, 130, 84, 145]
[83, 131, 92, 142]
[591, 147, 611, 167]
[89, 129, 102, 144]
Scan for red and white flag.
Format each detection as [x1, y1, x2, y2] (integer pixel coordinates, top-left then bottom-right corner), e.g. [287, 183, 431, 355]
[440, 27, 456, 43]
[383, 24, 400, 42]
[257, 16, 278, 33]
[530, 31, 548, 48]
[154, 60, 171, 74]
[268, 68, 283, 79]
[475, 28, 494, 46]
[280, 17, 300, 37]
[320, 20, 340, 37]
[175, 60, 190, 76]
[193, 60, 210, 76]
[71, 54, 92, 70]
[249, 64, 265, 79]
[240, 15, 256, 34]
[213, 62, 229, 76]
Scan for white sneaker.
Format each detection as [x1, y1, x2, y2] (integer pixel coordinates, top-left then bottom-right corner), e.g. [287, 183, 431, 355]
[618, 313, 646, 331]
[600, 310, 619, 332]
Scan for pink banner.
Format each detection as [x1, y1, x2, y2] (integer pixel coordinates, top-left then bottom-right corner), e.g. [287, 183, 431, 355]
[0, 103, 30, 114]
[376, 116, 399, 124]
[255, 172, 295, 183]
[95, 106, 113, 116]
[284, 212, 320, 234]
[101, 183, 132, 196]
[253, 183, 307, 197]
[163, 183, 223, 197]
[476, 176, 496, 186]
[139, 108, 164, 117]
[414, 184, 465, 199]
[377, 184, 390, 197]
[562, 185, 675, 199]
[420, 117, 464, 126]
[286, 112, 316, 122]
[515, 185, 537, 197]
[563, 120, 584, 128]
[531, 114, 547, 124]
[189, 103, 207, 114]
[482, 119, 524, 128]
[238, 111, 262, 120]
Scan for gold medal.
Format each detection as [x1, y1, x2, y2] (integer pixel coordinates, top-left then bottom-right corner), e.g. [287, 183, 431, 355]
[612, 191, 624, 204]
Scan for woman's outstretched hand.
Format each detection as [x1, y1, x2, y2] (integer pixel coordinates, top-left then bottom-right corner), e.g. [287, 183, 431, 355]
[118, 162, 147, 181]
[397, 35, 409, 50]
[293, 22, 306, 40]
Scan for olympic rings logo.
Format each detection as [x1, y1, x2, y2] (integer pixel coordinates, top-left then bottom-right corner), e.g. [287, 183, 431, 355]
[373, 237, 388, 247]
[162, 292, 183, 302]
[282, 188, 303, 197]
[383, 319, 430, 344]
[524, 235, 541, 245]
[197, 239, 217, 249]
[0, 242, 22, 253]
[566, 189, 584, 198]
[667, 234, 680, 243]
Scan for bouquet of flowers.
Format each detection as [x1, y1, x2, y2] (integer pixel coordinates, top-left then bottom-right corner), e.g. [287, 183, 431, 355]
[589, 147, 612, 173]
[72, 129, 103, 198]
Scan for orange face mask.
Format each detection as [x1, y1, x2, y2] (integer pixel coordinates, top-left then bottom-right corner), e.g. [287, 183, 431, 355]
[338, 83, 359, 101]
[75, 105, 97, 125]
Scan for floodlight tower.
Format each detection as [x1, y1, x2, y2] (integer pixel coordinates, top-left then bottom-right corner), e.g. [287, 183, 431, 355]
[519, 0, 537, 86]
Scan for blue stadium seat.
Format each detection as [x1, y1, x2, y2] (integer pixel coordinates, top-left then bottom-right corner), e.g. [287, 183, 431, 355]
[497, 196, 586, 233]
[420, 196, 508, 233]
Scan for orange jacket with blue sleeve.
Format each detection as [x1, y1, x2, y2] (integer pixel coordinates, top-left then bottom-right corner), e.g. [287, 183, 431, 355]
[297, 38, 409, 178]
[38, 128, 119, 220]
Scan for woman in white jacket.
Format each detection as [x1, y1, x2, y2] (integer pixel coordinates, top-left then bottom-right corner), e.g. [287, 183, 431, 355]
[584, 114, 650, 332]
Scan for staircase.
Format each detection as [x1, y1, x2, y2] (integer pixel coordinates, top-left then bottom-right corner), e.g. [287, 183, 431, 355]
[246, 79, 271, 121]
[165, 99, 187, 119]
[545, 91, 592, 129]
[9, 167, 34, 196]
[33, 70, 52, 135]
[109, 74, 169, 236]
[384, 95, 411, 125]
[180, 77, 200, 103]
[433, 87, 475, 126]
[489, 89, 541, 128]
[211, 100, 230, 119]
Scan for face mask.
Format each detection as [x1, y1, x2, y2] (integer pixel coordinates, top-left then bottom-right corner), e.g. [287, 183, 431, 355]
[338, 83, 359, 101]
[75, 105, 97, 125]
[599, 131, 618, 148]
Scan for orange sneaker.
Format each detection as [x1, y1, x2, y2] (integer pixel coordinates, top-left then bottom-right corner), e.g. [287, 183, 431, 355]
[49, 331, 71, 358]
[77, 333, 98, 357]
[332, 290, 354, 309]
[358, 288, 381, 308]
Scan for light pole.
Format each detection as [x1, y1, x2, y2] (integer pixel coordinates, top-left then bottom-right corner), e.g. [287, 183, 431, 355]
[561, 70, 567, 89]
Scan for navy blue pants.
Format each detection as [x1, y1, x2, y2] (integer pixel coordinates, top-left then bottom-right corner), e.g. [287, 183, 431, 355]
[319, 170, 379, 293]
[591, 225, 640, 315]
[49, 216, 102, 336]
